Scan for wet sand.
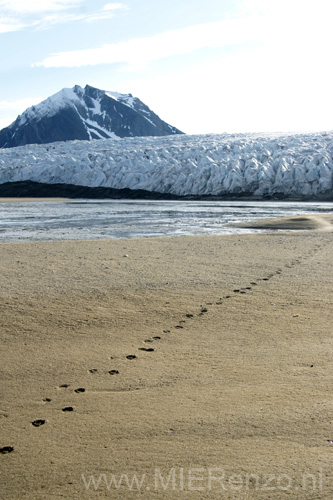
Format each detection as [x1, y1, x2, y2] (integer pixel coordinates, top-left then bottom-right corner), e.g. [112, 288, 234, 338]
[1, 215, 332, 499]
[0, 197, 70, 203]
[237, 213, 333, 231]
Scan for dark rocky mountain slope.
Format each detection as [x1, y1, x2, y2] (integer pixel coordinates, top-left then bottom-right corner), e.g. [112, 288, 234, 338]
[0, 84, 183, 148]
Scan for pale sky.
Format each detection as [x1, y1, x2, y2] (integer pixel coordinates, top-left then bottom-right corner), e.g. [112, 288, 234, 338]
[0, 0, 332, 134]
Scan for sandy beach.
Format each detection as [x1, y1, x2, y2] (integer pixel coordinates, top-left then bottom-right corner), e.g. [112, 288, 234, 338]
[1, 215, 332, 499]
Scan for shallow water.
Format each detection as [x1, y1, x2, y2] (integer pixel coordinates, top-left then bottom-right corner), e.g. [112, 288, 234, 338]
[0, 199, 332, 242]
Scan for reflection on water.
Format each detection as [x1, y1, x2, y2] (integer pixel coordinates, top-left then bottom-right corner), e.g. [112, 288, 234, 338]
[0, 199, 332, 242]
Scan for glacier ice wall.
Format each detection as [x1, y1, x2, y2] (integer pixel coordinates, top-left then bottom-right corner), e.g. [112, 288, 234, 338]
[0, 132, 332, 199]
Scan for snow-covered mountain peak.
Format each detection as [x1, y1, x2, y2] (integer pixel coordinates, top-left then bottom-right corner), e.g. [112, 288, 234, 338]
[105, 91, 135, 108]
[0, 84, 183, 148]
[77, 85, 142, 113]
[18, 87, 81, 126]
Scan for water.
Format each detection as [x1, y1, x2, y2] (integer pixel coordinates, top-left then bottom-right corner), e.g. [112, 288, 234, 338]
[0, 199, 332, 242]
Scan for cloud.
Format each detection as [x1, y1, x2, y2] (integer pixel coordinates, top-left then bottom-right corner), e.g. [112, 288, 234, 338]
[34, 0, 333, 70]
[102, 3, 128, 11]
[0, 0, 128, 32]
[125, 40, 333, 135]
[33, 0, 333, 69]
[0, 97, 45, 129]
[0, 97, 44, 111]
[82, 4, 128, 23]
[34, 10, 121, 30]
[0, 0, 82, 14]
[33, 16, 266, 68]
[238, 0, 333, 39]
[0, 20, 26, 33]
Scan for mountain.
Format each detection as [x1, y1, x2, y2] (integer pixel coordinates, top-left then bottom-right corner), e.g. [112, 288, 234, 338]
[0, 84, 184, 148]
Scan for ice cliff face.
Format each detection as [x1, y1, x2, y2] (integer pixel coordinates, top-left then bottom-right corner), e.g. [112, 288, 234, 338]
[0, 131, 332, 199]
[0, 85, 183, 148]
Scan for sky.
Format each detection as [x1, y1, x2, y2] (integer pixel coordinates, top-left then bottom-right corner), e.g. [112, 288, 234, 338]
[0, 0, 332, 135]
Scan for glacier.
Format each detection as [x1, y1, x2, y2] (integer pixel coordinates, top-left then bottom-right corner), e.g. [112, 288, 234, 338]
[0, 131, 332, 199]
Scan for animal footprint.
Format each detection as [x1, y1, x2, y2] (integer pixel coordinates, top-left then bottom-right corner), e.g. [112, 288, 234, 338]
[0, 446, 14, 454]
[74, 388, 85, 393]
[126, 355, 137, 360]
[198, 307, 208, 316]
[138, 347, 154, 352]
[62, 407, 74, 412]
[108, 370, 119, 375]
[32, 419, 46, 427]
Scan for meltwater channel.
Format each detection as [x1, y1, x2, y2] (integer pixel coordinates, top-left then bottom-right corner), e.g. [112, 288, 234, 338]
[0, 199, 332, 242]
